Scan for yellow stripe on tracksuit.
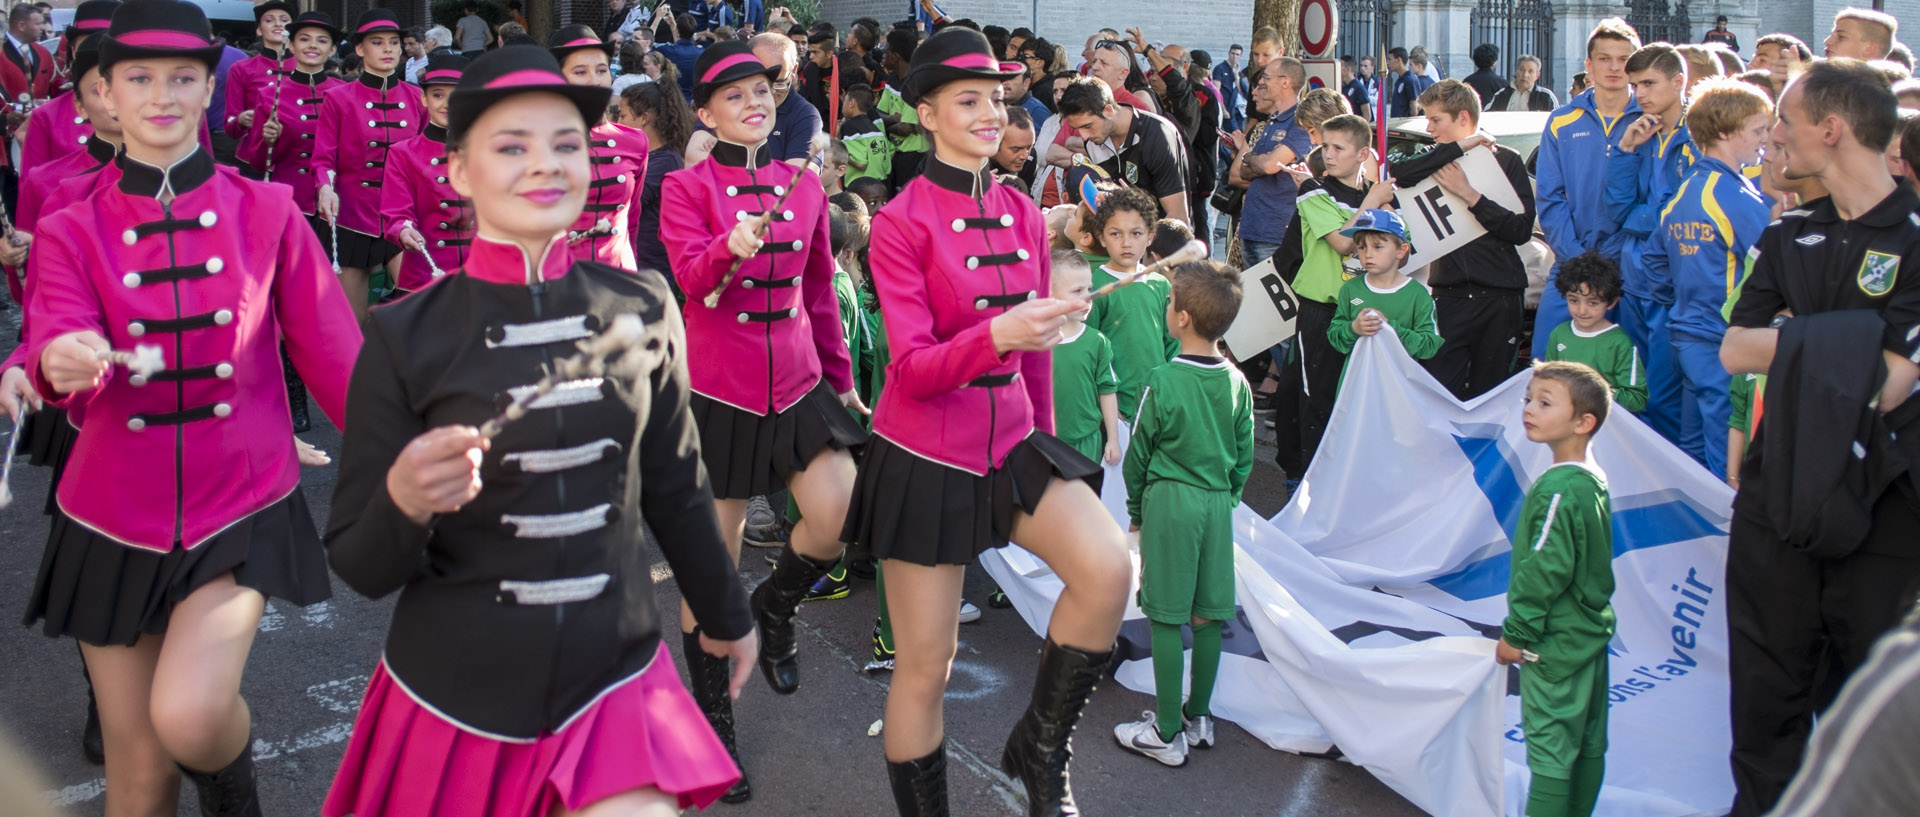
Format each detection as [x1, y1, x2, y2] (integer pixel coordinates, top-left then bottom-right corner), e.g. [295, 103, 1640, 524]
[1550, 109, 1585, 138]
[1697, 172, 1738, 296]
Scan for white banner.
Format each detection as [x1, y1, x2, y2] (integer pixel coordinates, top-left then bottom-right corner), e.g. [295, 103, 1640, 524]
[1396, 147, 1524, 271]
[1221, 255, 1300, 359]
[985, 329, 1734, 817]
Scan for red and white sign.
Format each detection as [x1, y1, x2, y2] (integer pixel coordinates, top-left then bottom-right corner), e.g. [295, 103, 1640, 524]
[1299, 0, 1337, 58]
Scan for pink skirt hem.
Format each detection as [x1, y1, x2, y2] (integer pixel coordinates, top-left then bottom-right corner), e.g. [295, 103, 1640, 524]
[322, 642, 740, 817]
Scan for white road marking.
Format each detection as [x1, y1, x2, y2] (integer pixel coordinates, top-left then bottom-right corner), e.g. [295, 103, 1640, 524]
[41, 675, 367, 806]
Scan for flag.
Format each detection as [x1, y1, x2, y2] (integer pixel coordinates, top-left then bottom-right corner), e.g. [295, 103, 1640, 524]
[984, 328, 1735, 817]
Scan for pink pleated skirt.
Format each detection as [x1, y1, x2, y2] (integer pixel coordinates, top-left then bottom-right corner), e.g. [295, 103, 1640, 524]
[322, 642, 740, 817]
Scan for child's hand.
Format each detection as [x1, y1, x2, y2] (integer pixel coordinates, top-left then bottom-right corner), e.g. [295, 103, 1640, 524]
[1128, 523, 1140, 532]
[1494, 637, 1525, 665]
[727, 215, 768, 259]
[1103, 440, 1122, 466]
[1361, 178, 1397, 210]
[1352, 309, 1383, 337]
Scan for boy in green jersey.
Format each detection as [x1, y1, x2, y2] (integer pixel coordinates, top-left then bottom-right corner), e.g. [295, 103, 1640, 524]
[1088, 187, 1178, 425]
[1498, 361, 1618, 817]
[1050, 250, 1122, 464]
[1544, 252, 1649, 413]
[1114, 260, 1255, 768]
[1326, 209, 1443, 385]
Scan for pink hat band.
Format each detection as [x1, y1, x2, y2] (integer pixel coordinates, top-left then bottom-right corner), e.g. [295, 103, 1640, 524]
[113, 30, 211, 50]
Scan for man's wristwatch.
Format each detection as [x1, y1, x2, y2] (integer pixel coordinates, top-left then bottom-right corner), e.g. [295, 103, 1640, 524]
[1769, 313, 1792, 330]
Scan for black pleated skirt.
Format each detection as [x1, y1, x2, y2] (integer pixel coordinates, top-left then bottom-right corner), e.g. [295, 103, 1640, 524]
[16, 406, 77, 516]
[843, 432, 1102, 567]
[688, 378, 869, 500]
[22, 491, 333, 647]
[311, 216, 400, 270]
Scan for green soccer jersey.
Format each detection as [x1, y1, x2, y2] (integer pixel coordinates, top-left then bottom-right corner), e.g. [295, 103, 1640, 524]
[875, 86, 927, 154]
[1545, 322, 1648, 413]
[1293, 178, 1369, 305]
[1096, 265, 1178, 422]
[1503, 461, 1616, 682]
[857, 295, 889, 410]
[1122, 356, 1255, 526]
[843, 128, 893, 183]
[1729, 372, 1758, 438]
[1052, 323, 1119, 444]
[1327, 275, 1443, 358]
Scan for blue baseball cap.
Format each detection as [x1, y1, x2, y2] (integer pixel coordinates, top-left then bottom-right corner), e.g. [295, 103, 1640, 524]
[1339, 208, 1410, 243]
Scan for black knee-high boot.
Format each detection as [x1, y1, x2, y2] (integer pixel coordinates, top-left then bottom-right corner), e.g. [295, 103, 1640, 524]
[180, 736, 263, 817]
[282, 344, 309, 433]
[749, 546, 837, 694]
[683, 630, 751, 804]
[78, 644, 102, 766]
[1000, 640, 1113, 817]
[887, 742, 949, 817]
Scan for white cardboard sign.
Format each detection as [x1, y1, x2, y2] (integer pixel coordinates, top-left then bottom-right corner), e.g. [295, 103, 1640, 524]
[1223, 255, 1300, 357]
[1395, 147, 1524, 271]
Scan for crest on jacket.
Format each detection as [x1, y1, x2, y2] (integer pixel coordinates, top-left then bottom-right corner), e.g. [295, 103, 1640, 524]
[1858, 250, 1900, 297]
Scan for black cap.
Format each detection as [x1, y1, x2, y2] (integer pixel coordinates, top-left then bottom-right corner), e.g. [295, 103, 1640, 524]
[904, 27, 1022, 106]
[285, 11, 342, 43]
[420, 53, 469, 87]
[447, 46, 610, 143]
[547, 24, 613, 62]
[253, 0, 295, 24]
[691, 40, 780, 107]
[99, 0, 224, 73]
[70, 37, 103, 83]
[65, 0, 119, 41]
[349, 9, 402, 44]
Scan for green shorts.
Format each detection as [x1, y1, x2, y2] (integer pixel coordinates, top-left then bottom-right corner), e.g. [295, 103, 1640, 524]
[1136, 481, 1237, 625]
[1063, 429, 1104, 465]
[1520, 652, 1610, 778]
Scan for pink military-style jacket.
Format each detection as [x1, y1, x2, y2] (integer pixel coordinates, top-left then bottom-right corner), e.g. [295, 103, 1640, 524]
[313, 71, 424, 237]
[238, 67, 343, 215]
[20, 90, 91, 174]
[378, 124, 469, 290]
[222, 47, 289, 140]
[25, 149, 362, 553]
[659, 138, 852, 414]
[868, 155, 1055, 475]
[564, 121, 649, 271]
[18, 134, 113, 235]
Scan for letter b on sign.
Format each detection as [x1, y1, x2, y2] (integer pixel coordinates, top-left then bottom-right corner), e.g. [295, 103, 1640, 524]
[1262, 273, 1299, 321]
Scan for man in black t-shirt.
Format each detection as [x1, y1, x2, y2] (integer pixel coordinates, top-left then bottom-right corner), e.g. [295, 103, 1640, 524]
[1720, 60, 1920, 817]
[1057, 76, 1193, 228]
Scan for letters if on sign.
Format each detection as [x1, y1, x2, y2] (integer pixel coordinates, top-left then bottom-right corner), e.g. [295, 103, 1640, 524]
[1393, 148, 1523, 271]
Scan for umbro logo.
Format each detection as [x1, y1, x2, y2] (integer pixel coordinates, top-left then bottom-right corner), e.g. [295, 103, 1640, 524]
[1796, 234, 1826, 246]
[1556, 343, 1567, 352]
[1351, 298, 1365, 305]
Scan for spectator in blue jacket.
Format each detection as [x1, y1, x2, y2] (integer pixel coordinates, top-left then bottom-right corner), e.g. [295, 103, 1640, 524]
[1389, 47, 1418, 116]
[1604, 42, 1693, 447]
[1214, 44, 1246, 130]
[1659, 78, 1772, 478]
[1534, 17, 1643, 358]
[696, 0, 738, 32]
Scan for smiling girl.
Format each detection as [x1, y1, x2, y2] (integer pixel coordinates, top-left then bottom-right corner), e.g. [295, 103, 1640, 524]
[22, 1, 362, 813]
[844, 27, 1128, 815]
[322, 47, 756, 817]
[377, 52, 471, 293]
[549, 24, 650, 271]
[314, 9, 425, 321]
[657, 39, 866, 803]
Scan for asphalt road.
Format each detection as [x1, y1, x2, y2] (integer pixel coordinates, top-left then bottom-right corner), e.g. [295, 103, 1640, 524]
[0, 314, 1427, 817]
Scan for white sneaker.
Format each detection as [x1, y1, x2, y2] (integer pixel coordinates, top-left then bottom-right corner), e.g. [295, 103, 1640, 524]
[744, 495, 776, 529]
[1113, 711, 1188, 767]
[1183, 714, 1215, 749]
[958, 600, 982, 624]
